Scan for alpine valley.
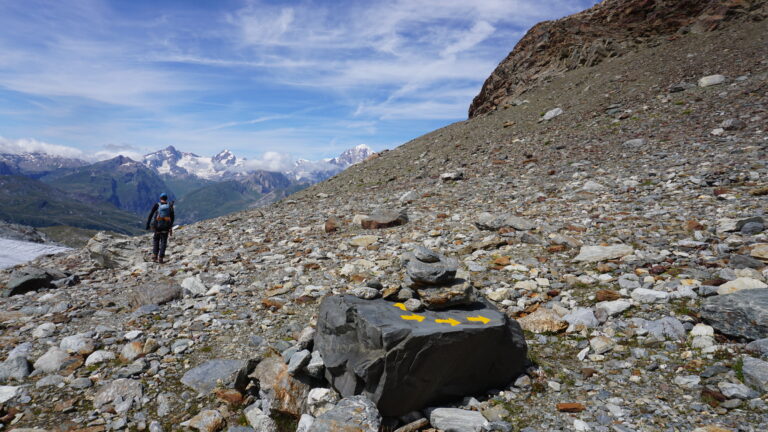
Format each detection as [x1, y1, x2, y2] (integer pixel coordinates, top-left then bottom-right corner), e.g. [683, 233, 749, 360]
[0, 144, 374, 237]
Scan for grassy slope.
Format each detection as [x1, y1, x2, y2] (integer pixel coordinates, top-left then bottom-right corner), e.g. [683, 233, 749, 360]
[0, 175, 144, 235]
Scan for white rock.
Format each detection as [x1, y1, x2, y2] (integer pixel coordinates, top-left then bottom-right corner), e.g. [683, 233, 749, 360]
[717, 277, 767, 295]
[574, 419, 591, 431]
[674, 375, 701, 389]
[690, 323, 714, 338]
[296, 414, 315, 432]
[574, 245, 634, 262]
[0, 385, 21, 404]
[429, 408, 485, 432]
[399, 190, 419, 203]
[85, 350, 116, 367]
[582, 180, 606, 192]
[596, 300, 631, 317]
[33, 347, 69, 373]
[631, 288, 669, 303]
[244, 405, 277, 432]
[181, 276, 207, 296]
[590, 336, 616, 354]
[307, 388, 339, 417]
[542, 107, 564, 121]
[32, 322, 56, 339]
[698, 74, 726, 87]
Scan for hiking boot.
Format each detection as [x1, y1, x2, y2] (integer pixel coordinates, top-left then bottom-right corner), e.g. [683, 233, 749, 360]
[152, 255, 158, 263]
[158, 256, 164, 264]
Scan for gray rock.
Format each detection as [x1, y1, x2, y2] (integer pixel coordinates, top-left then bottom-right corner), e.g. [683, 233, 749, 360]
[244, 404, 277, 432]
[428, 407, 486, 432]
[306, 351, 325, 378]
[721, 118, 746, 130]
[315, 295, 528, 416]
[731, 255, 765, 269]
[33, 347, 69, 373]
[86, 232, 142, 269]
[475, 213, 536, 231]
[296, 414, 315, 432]
[288, 350, 312, 375]
[129, 282, 182, 308]
[360, 209, 408, 229]
[35, 374, 65, 388]
[718, 381, 758, 399]
[632, 317, 686, 341]
[406, 259, 457, 286]
[0, 356, 32, 382]
[350, 286, 380, 299]
[542, 107, 563, 121]
[413, 246, 441, 263]
[741, 222, 765, 235]
[701, 289, 768, 340]
[308, 395, 381, 432]
[180, 359, 254, 394]
[743, 356, 768, 393]
[71, 377, 93, 389]
[562, 308, 599, 331]
[746, 338, 768, 357]
[94, 378, 143, 408]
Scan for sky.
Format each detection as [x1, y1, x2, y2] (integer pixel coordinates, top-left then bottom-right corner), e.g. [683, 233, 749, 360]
[0, 0, 599, 165]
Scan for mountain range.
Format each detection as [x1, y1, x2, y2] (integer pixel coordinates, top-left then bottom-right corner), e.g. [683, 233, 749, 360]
[0, 144, 374, 234]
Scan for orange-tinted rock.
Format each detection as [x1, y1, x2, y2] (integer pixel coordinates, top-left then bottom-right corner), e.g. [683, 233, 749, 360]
[557, 402, 586, 412]
[596, 290, 621, 302]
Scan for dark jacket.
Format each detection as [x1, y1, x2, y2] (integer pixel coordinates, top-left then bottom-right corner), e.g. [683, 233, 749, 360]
[146, 201, 175, 231]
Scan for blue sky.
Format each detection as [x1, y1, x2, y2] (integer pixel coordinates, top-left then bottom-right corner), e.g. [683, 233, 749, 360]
[0, 0, 598, 168]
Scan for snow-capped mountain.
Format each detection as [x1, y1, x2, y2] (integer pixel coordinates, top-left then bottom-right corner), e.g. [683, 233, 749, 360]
[141, 144, 374, 183]
[142, 146, 244, 180]
[0, 152, 87, 177]
[329, 144, 374, 167]
[287, 144, 374, 183]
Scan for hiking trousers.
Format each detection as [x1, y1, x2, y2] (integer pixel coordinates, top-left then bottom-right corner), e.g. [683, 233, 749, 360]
[152, 231, 169, 258]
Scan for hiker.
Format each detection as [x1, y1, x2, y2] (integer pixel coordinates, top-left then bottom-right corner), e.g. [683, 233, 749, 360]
[145, 193, 174, 263]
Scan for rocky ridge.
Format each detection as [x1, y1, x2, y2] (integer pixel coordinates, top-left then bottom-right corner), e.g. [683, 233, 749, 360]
[469, 0, 768, 117]
[1, 4, 768, 432]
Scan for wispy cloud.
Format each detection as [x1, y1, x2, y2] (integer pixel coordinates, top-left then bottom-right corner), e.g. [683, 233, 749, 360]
[0, 0, 600, 161]
[0, 136, 85, 159]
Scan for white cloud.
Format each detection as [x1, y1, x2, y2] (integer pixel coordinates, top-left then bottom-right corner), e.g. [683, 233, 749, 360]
[0, 136, 85, 159]
[240, 151, 296, 172]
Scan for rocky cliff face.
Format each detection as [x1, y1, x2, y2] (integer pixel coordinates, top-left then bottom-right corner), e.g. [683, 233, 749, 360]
[469, 0, 768, 117]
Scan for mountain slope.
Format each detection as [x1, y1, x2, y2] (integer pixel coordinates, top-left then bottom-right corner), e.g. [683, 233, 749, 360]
[39, 156, 170, 214]
[173, 180, 263, 224]
[0, 152, 88, 178]
[0, 175, 143, 234]
[469, 0, 768, 117]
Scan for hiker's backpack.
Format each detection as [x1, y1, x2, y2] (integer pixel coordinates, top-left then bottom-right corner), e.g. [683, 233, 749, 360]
[155, 202, 173, 231]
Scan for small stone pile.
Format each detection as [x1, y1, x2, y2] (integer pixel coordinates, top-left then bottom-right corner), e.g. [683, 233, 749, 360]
[401, 246, 475, 310]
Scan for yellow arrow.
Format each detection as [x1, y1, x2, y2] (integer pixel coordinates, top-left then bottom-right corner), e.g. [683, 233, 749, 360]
[401, 314, 425, 323]
[467, 315, 491, 324]
[393, 303, 407, 311]
[435, 318, 461, 327]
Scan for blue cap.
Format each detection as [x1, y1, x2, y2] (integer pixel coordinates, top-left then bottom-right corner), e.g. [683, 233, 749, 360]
[159, 193, 168, 199]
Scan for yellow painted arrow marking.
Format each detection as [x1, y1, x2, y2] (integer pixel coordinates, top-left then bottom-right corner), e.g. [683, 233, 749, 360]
[401, 314, 425, 323]
[393, 303, 407, 311]
[435, 318, 461, 327]
[467, 315, 491, 324]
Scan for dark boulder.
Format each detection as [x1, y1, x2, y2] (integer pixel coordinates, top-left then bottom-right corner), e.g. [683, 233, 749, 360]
[361, 209, 408, 229]
[3, 267, 68, 297]
[129, 281, 183, 308]
[701, 289, 768, 341]
[315, 295, 528, 417]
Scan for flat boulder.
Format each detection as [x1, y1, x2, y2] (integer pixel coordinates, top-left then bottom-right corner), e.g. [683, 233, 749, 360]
[475, 212, 536, 231]
[573, 245, 633, 263]
[181, 359, 254, 394]
[129, 281, 182, 308]
[360, 209, 408, 229]
[315, 295, 528, 417]
[3, 267, 67, 297]
[86, 232, 141, 269]
[701, 289, 768, 340]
